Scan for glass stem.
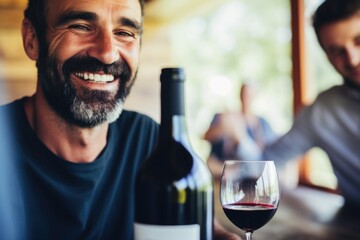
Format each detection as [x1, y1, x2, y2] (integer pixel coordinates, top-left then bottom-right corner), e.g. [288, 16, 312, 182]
[245, 231, 253, 240]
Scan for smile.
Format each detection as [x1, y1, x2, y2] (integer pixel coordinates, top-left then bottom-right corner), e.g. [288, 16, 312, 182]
[74, 72, 115, 83]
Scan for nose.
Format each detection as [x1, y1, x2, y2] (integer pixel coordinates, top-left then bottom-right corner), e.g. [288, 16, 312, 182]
[345, 47, 360, 67]
[88, 29, 119, 65]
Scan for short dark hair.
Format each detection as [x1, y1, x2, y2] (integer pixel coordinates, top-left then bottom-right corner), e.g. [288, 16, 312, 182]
[313, 0, 360, 43]
[24, 0, 145, 51]
[24, 0, 46, 48]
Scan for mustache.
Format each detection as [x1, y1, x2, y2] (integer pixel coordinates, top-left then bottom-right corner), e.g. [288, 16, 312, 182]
[62, 56, 130, 79]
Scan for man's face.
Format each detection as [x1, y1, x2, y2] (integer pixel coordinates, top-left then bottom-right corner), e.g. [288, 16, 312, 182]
[319, 13, 360, 85]
[37, 0, 142, 127]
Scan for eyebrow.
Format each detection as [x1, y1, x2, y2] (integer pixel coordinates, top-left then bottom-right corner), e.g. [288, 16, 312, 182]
[56, 11, 97, 26]
[55, 10, 142, 34]
[118, 17, 143, 34]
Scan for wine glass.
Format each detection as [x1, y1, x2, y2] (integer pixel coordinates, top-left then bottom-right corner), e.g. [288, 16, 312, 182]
[220, 160, 280, 240]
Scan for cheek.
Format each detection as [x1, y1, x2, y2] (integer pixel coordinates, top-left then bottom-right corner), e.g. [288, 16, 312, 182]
[47, 33, 84, 62]
[328, 56, 343, 70]
[120, 42, 141, 72]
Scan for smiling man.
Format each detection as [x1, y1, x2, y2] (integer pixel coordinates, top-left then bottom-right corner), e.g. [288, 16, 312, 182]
[21, 0, 143, 163]
[0, 0, 240, 239]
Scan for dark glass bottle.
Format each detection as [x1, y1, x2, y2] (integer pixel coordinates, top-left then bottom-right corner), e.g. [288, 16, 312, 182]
[134, 68, 214, 240]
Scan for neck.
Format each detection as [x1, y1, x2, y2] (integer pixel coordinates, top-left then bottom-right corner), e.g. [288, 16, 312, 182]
[241, 108, 258, 127]
[241, 107, 254, 119]
[344, 78, 360, 92]
[24, 91, 109, 163]
[343, 78, 360, 101]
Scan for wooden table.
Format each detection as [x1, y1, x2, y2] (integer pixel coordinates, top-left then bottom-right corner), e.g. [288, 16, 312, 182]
[214, 182, 360, 240]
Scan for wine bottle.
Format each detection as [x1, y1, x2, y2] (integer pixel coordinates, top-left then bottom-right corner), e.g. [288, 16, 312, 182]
[134, 67, 214, 240]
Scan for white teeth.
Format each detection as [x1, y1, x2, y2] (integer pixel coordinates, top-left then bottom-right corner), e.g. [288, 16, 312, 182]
[74, 72, 115, 82]
[94, 74, 100, 81]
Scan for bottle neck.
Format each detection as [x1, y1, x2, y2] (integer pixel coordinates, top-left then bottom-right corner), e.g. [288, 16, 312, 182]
[159, 78, 188, 143]
[161, 79, 185, 119]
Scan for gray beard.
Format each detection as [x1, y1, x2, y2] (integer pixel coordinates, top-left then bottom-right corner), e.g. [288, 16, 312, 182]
[70, 96, 124, 125]
[36, 54, 135, 128]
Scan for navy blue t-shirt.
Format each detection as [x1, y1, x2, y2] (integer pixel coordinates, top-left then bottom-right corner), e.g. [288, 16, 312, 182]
[0, 98, 159, 240]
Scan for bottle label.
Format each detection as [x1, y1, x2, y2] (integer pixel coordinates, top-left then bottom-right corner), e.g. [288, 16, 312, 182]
[134, 223, 200, 240]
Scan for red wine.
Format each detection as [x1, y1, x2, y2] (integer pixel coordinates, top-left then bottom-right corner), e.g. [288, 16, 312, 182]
[134, 68, 214, 240]
[222, 202, 277, 231]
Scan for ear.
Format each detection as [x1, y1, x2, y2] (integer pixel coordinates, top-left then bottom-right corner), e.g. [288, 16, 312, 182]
[21, 18, 39, 60]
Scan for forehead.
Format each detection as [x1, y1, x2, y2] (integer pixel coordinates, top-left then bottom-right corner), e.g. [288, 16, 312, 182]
[45, 0, 142, 22]
[319, 13, 360, 48]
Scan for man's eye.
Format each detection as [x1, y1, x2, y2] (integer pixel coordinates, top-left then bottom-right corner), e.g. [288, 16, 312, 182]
[115, 31, 135, 38]
[69, 24, 91, 31]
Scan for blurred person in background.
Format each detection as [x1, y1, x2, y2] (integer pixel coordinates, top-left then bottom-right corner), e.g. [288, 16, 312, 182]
[236, 0, 360, 210]
[0, 0, 240, 239]
[204, 82, 277, 178]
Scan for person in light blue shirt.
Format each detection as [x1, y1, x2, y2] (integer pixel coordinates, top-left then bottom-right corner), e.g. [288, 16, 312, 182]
[204, 82, 277, 178]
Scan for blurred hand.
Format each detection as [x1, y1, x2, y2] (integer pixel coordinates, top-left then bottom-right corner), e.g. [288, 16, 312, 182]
[214, 218, 242, 240]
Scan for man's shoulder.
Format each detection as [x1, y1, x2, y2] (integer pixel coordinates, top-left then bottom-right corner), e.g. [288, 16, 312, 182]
[118, 110, 158, 126]
[0, 97, 25, 110]
[0, 97, 26, 121]
[314, 84, 360, 107]
[0, 98, 27, 151]
[320, 84, 343, 93]
[109, 110, 159, 153]
[113, 109, 159, 135]
[313, 85, 345, 103]
[304, 84, 358, 118]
